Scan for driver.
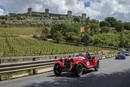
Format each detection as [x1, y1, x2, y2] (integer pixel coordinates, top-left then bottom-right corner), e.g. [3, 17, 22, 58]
[85, 52, 91, 59]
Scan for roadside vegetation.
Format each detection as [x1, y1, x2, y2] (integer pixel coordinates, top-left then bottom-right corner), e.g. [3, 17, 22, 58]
[0, 37, 111, 57]
[0, 14, 130, 57]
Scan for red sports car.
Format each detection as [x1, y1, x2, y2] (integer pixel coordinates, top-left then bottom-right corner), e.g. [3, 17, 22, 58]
[53, 54, 99, 77]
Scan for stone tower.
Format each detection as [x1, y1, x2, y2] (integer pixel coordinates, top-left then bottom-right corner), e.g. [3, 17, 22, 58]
[67, 10, 72, 17]
[28, 8, 32, 16]
[45, 8, 49, 16]
[82, 13, 86, 20]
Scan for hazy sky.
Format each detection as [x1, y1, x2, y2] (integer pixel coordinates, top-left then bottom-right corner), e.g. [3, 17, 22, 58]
[0, 0, 130, 21]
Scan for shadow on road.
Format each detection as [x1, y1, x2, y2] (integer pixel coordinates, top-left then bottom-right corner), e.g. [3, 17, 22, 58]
[24, 69, 130, 87]
[48, 69, 94, 78]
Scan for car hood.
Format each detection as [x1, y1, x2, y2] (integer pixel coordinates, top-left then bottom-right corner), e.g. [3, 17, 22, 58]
[63, 57, 86, 62]
[117, 54, 125, 56]
[71, 57, 86, 61]
[122, 51, 128, 53]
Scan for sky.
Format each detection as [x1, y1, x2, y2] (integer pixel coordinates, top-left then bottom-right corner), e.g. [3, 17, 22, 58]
[0, 0, 130, 21]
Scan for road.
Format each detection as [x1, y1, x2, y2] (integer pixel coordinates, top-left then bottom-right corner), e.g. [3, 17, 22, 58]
[0, 56, 130, 87]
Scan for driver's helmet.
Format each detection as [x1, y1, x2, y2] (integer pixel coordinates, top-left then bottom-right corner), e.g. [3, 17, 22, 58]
[86, 52, 90, 56]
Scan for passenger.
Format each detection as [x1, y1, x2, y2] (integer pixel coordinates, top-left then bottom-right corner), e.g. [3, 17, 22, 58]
[78, 53, 84, 57]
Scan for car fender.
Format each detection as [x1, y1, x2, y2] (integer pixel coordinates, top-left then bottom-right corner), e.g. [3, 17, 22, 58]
[73, 60, 86, 68]
[95, 59, 99, 62]
[54, 61, 64, 68]
[73, 60, 82, 65]
[94, 59, 99, 65]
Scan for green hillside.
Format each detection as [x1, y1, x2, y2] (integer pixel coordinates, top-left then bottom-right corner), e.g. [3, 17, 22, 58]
[0, 14, 130, 57]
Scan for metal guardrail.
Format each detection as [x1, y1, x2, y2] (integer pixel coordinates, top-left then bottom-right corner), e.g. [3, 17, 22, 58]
[0, 53, 116, 75]
[0, 59, 57, 74]
[0, 53, 81, 60]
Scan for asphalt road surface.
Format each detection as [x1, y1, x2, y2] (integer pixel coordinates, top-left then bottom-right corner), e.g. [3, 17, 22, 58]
[0, 56, 130, 87]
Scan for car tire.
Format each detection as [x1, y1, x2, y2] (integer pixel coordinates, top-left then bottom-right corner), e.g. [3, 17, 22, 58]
[123, 57, 126, 59]
[126, 54, 129, 56]
[54, 64, 62, 76]
[94, 61, 99, 71]
[74, 63, 83, 77]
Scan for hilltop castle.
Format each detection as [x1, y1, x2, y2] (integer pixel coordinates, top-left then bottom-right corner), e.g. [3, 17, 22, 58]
[27, 8, 86, 20]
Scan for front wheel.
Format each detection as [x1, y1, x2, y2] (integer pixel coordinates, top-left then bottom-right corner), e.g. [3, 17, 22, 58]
[94, 61, 99, 71]
[54, 64, 62, 76]
[74, 63, 83, 77]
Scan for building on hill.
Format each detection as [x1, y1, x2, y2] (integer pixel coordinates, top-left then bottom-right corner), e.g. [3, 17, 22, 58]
[0, 8, 87, 23]
[28, 8, 32, 16]
[28, 8, 69, 18]
[67, 11, 72, 17]
[45, 8, 49, 16]
[27, 8, 86, 19]
[82, 13, 86, 20]
[43, 8, 72, 17]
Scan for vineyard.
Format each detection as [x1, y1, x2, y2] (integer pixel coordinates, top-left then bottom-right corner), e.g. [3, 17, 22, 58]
[0, 37, 113, 57]
[0, 27, 43, 37]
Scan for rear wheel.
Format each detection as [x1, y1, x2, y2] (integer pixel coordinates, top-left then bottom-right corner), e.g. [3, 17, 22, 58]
[74, 63, 83, 77]
[94, 61, 99, 71]
[54, 64, 62, 76]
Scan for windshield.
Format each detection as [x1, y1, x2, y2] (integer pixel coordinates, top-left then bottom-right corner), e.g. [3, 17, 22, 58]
[117, 52, 121, 54]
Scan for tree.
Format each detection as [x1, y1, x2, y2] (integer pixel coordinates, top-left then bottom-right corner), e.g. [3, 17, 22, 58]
[124, 22, 130, 30]
[42, 27, 50, 36]
[100, 21, 110, 27]
[51, 23, 80, 35]
[9, 13, 17, 17]
[92, 37, 101, 46]
[90, 19, 99, 24]
[65, 32, 75, 42]
[64, 32, 81, 45]
[53, 31, 64, 43]
[89, 23, 99, 34]
[85, 17, 90, 24]
[101, 27, 110, 33]
[51, 24, 64, 35]
[84, 25, 90, 33]
[41, 27, 50, 40]
[71, 35, 81, 45]
[119, 32, 128, 48]
[105, 17, 117, 27]
[65, 24, 80, 34]
[115, 21, 124, 32]
[73, 17, 80, 23]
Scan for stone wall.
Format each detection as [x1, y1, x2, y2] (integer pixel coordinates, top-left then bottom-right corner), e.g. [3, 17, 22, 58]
[27, 8, 87, 18]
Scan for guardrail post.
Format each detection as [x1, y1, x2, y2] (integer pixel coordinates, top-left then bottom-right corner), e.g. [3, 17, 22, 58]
[54, 56, 57, 59]
[32, 58, 36, 75]
[0, 58, 3, 81]
[0, 74, 1, 81]
[0, 58, 1, 64]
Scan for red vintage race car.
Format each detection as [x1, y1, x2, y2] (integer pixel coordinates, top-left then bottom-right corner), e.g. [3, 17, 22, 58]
[53, 54, 99, 77]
